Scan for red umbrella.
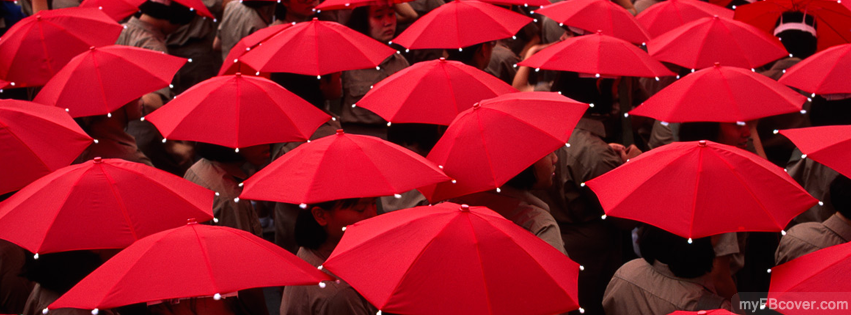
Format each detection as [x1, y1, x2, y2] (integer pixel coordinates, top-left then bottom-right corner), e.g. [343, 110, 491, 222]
[647, 16, 788, 70]
[636, 0, 733, 38]
[628, 63, 807, 123]
[419, 92, 588, 203]
[0, 158, 214, 255]
[355, 57, 518, 126]
[33, 45, 187, 118]
[778, 43, 851, 96]
[517, 32, 675, 79]
[767, 241, 851, 315]
[535, 0, 650, 44]
[79, 0, 146, 21]
[172, 0, 215, 19]
[240, 130, 449, 204]
[0, 7, 122, 88]
[585, 140, 817, 240]
[144, 73, 330, 149]
[218, 23, 292, 77]
[0, 99, 92, 195]
[239, 18, 396, 76]
[48, 221, 333, 312]
[476, 0, 551, 7]
[323, 202, 581, 315]
[316, 0, 414, 11]
[779, 125, 851, 179]
[669, 310, 737, 315]
[735, 0, 851, 52]
[392, 0, 533, 50]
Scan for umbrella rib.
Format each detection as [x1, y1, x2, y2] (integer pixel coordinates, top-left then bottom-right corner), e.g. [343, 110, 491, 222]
[463, 213, 495, 314]
[98, 163, 140, 241]
[243, 77, 312, 141]
[0, 118, 58, 173]
[454, 3, 463, 49]
[719, 19, 757, 68]
[351, 138, 402, 193]
[775, 250, 850, 294]
[221, 227, 328, 284]
[474, 110, 501, 188]
[234, 76, 242, 147]
[706, 147, 783, 229]
[687, 145, 704, 238]
[717, 67, 746, 121]
[811, 48, 847, 93]
[314, 22, 322, 76]
[439, 62, 462, 115]
[107, 163, 212, 220]
[35, 18, 57, 77]
[90, 50, 114, 115]
[36, 167, 89, 252]
[190, 224, 222, 294]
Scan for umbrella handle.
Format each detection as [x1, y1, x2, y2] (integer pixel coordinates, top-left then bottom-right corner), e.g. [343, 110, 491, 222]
[748, 121, 767, 160]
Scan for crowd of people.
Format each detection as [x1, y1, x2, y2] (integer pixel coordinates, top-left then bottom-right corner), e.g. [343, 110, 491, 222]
[1, 0, 850, 314]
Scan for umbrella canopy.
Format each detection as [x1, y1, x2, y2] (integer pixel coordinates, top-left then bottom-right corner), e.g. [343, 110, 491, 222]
[48, 221, 333, 312]
[735, 0, 851, 52]
[647, 16, 788, 70]
[628, 63, 807, 123]
[323, 202, 581, 315]
[316, 0, 414, 11]
[171, 0, 215, 19]
[0, 99, 92, 195]
[144, 73, 330, 149]
[778, 43, 851, 96]
[392, 0, 533, 50]
[636, 0, 733, 38]
[218, 23, 292, 77]
[517, 32, 675, 79]
[767, 241, 851, 315]
[419, 92, 588, 203]
[0, 7, 122, 88]
[476, 0, 550, 7]
[240, 130, 449, 204]
[779, 125, 851, 179]
[585, 140, 817, 240]
[669, 310, 737, 315]
[0, 158, 214, 255]
[33, 45, 187, 118]
[79, 0, 146, 21]
[355, 57, 518, 126]
[536, 0, 650, 44]
[239, 18, 396, 76]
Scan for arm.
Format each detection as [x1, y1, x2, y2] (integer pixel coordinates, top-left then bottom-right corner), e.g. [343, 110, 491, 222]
[394, 3, 418, 23]
[612, 0, 637, 15]
[511, 43, 550, 91]
[32, 0, 48, 13]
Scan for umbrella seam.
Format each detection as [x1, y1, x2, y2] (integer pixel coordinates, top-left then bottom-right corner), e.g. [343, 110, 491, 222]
[242, 76, 315, 142]
[810, 47, 847, 93]
[190, 224, 222, 295]
[474, 108, 501, 189]
[35, 19, 57, 77]
[691, 20, 710, 69]
[688, 144, 703, 238]
[314, 21, 321, 76]
[349, 137, 403, 195]
[706, 145, 783, 229]
[619, 39, 660, 77]
[234, 75, 242, 147]
[774, 249, 850, 295]
[455, 2, 463, 49]
[98, 162, 140, 241]
[0, 115, 58, 173]
[221, 227, 331, 285]
[439, 61, 462, 116]
[89, 50, 114, 116]
[463, 211, 495, 314]
[102, 161, 212, 220]
[719, 18, 759, 68]
[32, 166, 88, 252]
[717, 67, 746, 121]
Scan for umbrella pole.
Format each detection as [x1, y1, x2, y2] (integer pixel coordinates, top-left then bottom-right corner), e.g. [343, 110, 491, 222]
[748, 120, 767, 159]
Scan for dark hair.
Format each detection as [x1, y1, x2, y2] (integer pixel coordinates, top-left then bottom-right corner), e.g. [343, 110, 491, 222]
[638, 225, 715, 279]
[446, 43, 486, 66]
[347, 6, 371, 37]
[242, 0, 275, 9]
[808, 96, 851, 126]
[831, 174, 851, 219]
[678, 122, 721, 142]
[551, 71, 614, 116]
[270, 72, 325, 108]
[294, 199, 361, 250]
[386, 123, 442, 155]
[22, 250, 103, 293]
[775, 12, 818, 59]
[139, 1, 196, 25]
[196, 142, 245, 163]
[505, 165, 536, 190]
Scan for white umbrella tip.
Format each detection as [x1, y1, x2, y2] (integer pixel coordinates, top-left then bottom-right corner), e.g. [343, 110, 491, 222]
[92, 309, 99, 315]
[687, 238, 693, 244]
[214, 293, 222, 300]
[819, 201, 825, 206]
[300, 203, 308, 209]
[42, 308, 48, 314]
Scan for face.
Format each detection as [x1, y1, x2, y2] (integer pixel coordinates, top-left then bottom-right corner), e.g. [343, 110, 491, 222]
[238, 144, 271, 166]
[314, 198, 377, 243]
[532, 151, 558, 189]
[717, 123, 751, 149]
[284, 0, 319, 20]
[368, 5, 396, 43]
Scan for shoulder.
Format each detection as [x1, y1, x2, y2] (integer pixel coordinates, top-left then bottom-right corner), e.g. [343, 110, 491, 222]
[776, 222, 835, 264]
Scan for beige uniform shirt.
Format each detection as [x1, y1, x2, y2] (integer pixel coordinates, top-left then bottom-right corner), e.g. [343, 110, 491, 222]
[217, 1, 269, 60]
[787, 155, 839, 225]
[775, 213, 851, 265]
[280, 248, 377, 315]
[379, 189, 428, 213]
[74, 118, 153, 167]
[184, 159, 263, 236]
[485, 42, 519, 85]
[603, 259, 730, 315]
[0, 240, 32, 314]
[340, 54, 409, 126]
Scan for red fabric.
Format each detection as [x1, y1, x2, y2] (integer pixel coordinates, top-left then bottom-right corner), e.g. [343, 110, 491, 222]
[636, 0, 733, 39]
[239, 18, 396, 76]
[145, 74, 330, 148]
[0, 99, 92, 195]
[647, 16, 788, 69]
[33, 45, 186, 118]
[537, 0, 651, 44]
[80, 0, 147, 21]
[419, 92, 588, 203]
[356, 57, 517, 126]
[767, 241, 851, 315]
[629, 64, 807, 123]
[778, 43, 851, 95]
[0, 158, 214, 254]
[517, 32, 675, 78]
[735, 0, 851, 52]
[780, 125, 851, 179]
[0, 7, 122, 88]
[669, 310, 737, 315]
[173, 0, 214, 18]
[48, 223, 334, 310]
[392, 0, 533, 49]
[240, 130, 449, 204]
[218, 23, 292, 77]
[477, 0, 550, 7]
[316, 0, 414, 11]
[585, 140, 818, 239]
[323, 202, 580, 315]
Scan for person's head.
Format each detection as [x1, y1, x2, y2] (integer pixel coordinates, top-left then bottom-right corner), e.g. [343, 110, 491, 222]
[280, 0, 318, 21]
[809, 96, 851, 126]
[294, 198, 378, 249]
[386, 123, 443, 156]
[775, 11, 818, 59]
[638, 225, 715, 279]
[348, 4, 397, 43]
[445, 42, 495, 70]
[831, 174, 851, 219]
[238, 144, 271, 166]
[139, 0, 195, 32]
[23, 250, 104, 293]
[678, 122, 750, 149]
[505, 151, 558, 191]
[196, 142, 245, 163]
[551, 71, 615, 117]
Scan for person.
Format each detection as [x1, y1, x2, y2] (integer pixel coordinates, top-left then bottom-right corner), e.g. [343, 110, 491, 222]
[0, 240, 32, 314]
[340, 3, 410, 139]
[215, 0, 275, 60]
[446, 42, 494, 72]
[454, 152, 567, 254]
[603, 225, 729, 314]
[378, 123, 439, 213]
[22, 251, 117, 315]
[776, 175, 851, 265]
[167, 0, 223, 96]
[280, 198, 378, 315]
[72, 100, 154, 166]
